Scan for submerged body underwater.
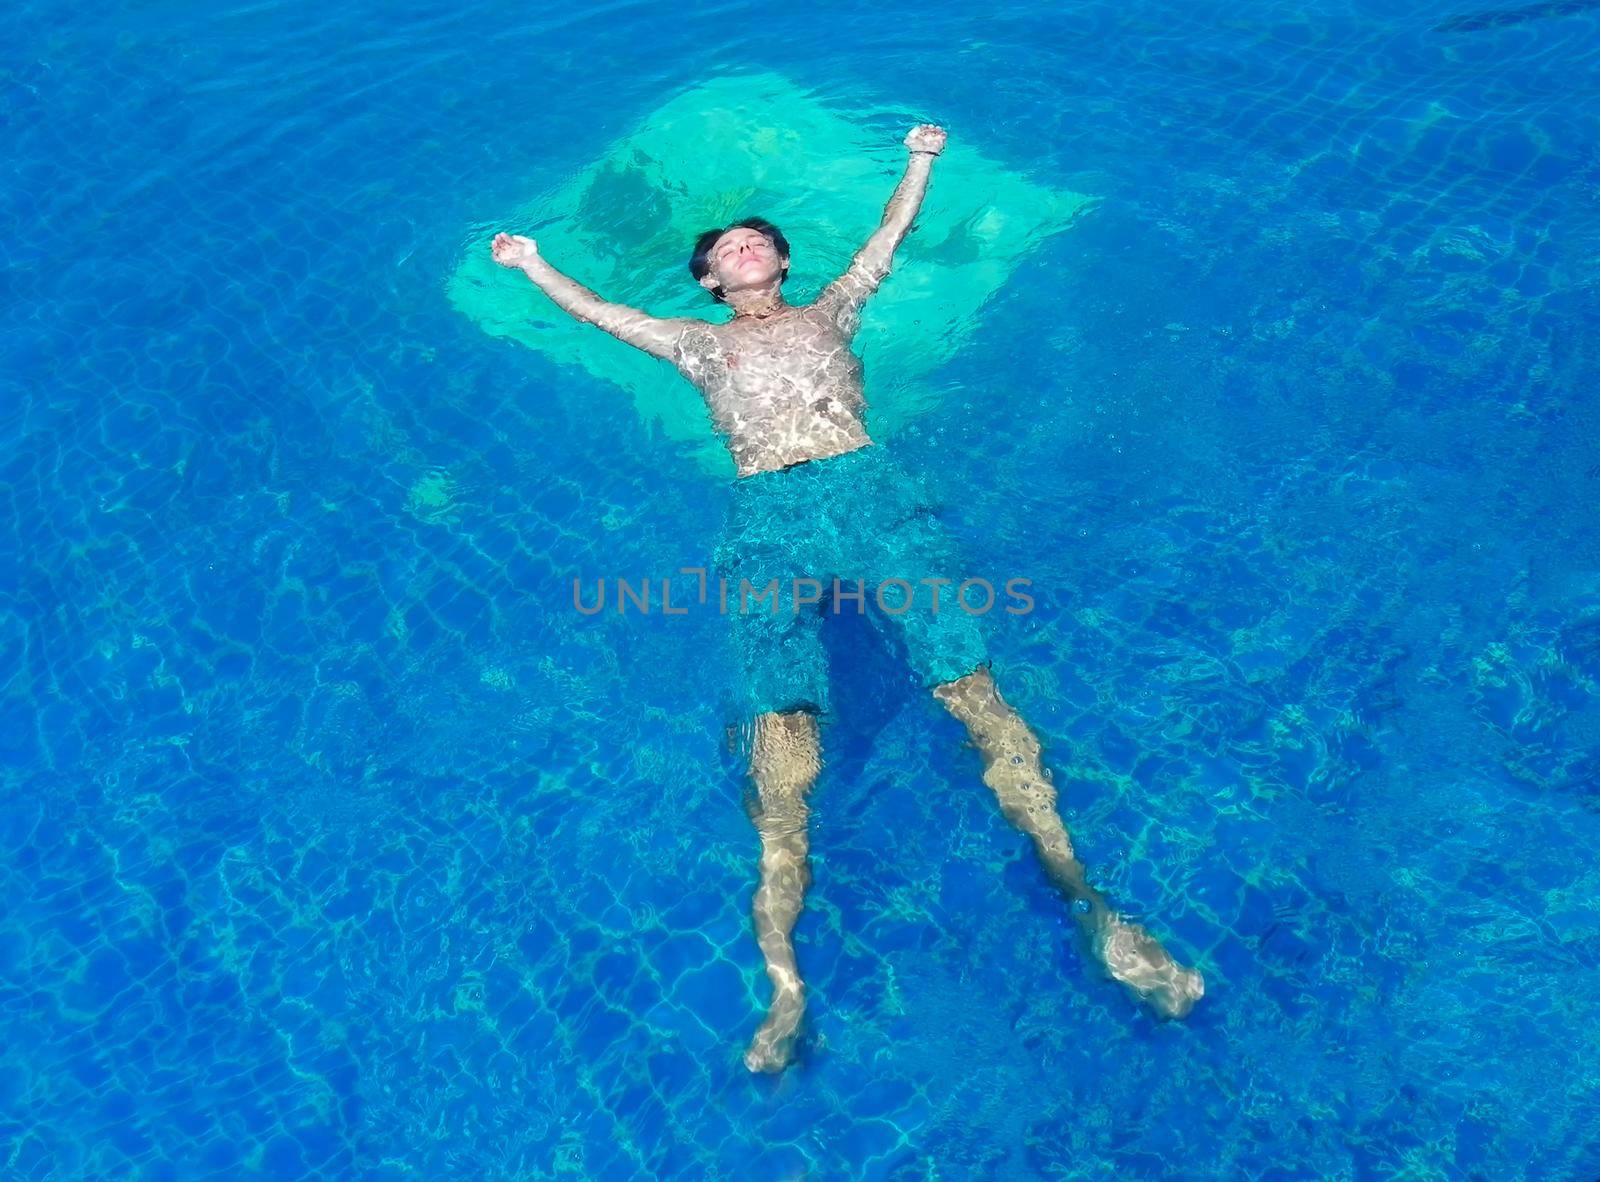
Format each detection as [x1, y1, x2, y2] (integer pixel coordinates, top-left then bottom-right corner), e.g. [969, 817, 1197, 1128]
[5, 0, 1600, 1178]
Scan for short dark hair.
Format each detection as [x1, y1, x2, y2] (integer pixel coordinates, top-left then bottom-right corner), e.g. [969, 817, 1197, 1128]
[689, 217, 791, 304]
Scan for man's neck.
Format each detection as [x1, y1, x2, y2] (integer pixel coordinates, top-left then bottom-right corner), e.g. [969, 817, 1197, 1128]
[728, 290, 789, 320]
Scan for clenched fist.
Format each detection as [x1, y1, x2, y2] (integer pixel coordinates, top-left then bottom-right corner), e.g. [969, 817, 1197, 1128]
[904, 124, 947, 156]
[492, 232, 539, 268]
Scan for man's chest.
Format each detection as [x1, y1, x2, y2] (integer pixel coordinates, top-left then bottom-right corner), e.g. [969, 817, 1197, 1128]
[679, 315, 853, 395]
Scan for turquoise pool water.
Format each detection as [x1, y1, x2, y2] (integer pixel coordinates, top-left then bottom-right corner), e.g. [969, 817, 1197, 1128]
[4, 0, 1599, 1178]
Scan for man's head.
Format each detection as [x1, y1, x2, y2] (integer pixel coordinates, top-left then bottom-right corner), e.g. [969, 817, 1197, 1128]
[689, 217, 790, 304]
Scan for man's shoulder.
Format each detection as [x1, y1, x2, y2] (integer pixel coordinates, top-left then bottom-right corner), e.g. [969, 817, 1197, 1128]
[802, 286, 860, 340]
[664, 317, 723, 373]
[656, 316, 715, 344]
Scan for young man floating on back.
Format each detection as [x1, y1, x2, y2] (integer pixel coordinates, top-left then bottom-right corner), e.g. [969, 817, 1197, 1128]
[491, 123, 1204, 1073]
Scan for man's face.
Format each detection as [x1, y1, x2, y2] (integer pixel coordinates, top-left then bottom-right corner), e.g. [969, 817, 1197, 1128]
[702, 228, 788, 295]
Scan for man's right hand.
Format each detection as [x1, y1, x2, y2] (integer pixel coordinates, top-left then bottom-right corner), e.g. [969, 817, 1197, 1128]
[492, 232, 539, 269]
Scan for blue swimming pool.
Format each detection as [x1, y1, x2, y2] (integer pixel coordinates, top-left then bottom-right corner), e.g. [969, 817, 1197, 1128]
[5, 0, 1599, 1177]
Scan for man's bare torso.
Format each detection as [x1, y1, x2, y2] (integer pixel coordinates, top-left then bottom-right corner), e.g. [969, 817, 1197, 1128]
[672, 296, 873, 478]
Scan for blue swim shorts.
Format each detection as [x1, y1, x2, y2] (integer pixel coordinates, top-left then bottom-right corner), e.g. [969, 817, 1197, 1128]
[712, 443, 992, 720]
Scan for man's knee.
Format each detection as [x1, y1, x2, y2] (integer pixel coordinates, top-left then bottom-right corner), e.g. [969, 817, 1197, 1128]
[748, 709, 822, 788]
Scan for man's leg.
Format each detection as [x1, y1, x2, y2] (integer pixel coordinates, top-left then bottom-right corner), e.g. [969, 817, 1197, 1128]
[743, 708, 823, 1072]
[932, 665, 1204, 1018]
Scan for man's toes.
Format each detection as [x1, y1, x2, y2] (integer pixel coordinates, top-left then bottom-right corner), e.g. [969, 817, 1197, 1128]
[744, 1007, 801, 1073]
[1159, 968, 1205, 1019]
[1126, 955, 1204, 1021]
[744, 1038, 791, 1074]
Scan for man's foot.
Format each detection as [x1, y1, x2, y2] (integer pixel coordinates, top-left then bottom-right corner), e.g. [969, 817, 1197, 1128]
[1094, 915, 1204, 1019]
[743, 987, 803, 1072]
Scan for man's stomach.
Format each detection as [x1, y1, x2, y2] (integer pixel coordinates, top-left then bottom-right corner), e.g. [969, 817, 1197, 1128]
[728, 419, 874, 479]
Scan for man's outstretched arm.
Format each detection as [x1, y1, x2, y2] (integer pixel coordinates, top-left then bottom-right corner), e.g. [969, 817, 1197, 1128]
[814, 123, 947, 330]
[491, 233, 697, 362]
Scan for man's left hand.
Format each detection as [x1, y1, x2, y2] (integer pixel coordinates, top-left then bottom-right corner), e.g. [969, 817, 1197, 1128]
[904, 123, 947, 156]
